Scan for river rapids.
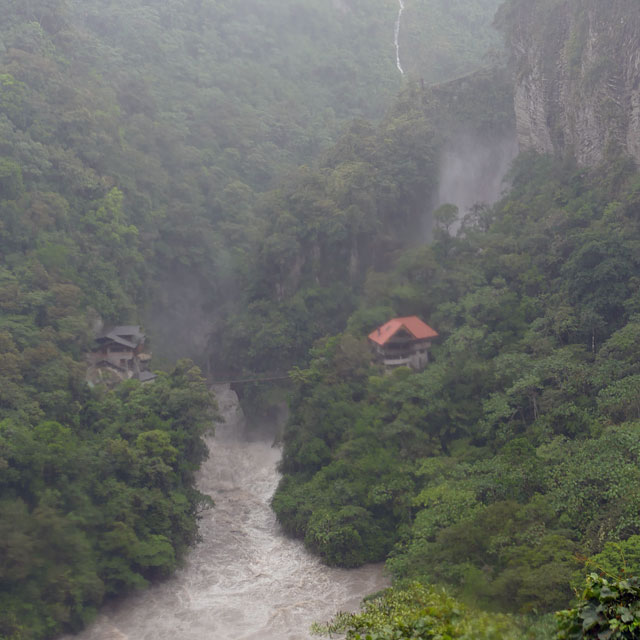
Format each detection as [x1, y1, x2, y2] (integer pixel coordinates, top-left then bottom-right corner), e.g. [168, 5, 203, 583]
[61, 385, 387, 640]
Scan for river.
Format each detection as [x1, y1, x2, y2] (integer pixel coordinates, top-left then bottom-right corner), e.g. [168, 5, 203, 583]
[62, 385, 387, 640]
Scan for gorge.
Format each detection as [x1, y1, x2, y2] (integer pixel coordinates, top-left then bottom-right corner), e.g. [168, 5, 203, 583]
[59, 386, 388, 640]
[4, 1, 640, 638]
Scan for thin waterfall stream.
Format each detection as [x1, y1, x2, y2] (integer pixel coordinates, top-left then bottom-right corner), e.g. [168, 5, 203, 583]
[394, 0, 405, 75]
[62, 385, 387, 640]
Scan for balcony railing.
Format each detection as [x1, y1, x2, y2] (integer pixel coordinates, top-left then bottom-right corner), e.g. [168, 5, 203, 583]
[383, 356, 413, 367]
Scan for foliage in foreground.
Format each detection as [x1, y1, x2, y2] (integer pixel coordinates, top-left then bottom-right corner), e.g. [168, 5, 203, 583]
[314, 575, 640, 639]
[557, 574, 640, 640]
[312, 582, 534, 639]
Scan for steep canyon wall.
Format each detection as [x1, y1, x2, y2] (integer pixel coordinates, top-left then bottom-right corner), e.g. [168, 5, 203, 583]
[500, 0, 640, 166]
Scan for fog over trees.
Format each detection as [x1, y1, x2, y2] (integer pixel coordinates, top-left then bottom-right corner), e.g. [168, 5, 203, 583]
[2, 1, 640, 639]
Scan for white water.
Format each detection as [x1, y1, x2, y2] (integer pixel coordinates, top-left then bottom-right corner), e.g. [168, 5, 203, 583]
[394, 0, 405, 75]
[62, 385, 387, 640]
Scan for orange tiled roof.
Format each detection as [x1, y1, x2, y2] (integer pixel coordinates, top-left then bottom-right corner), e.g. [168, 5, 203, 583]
[368, 316, 438, 346]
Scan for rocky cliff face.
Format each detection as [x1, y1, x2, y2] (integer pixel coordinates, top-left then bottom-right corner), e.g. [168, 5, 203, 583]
[499, 0, 640, 166]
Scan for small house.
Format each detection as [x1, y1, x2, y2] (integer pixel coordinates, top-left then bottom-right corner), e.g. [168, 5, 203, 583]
[368, 316, 438, 371]
[89, 325, 156, 383]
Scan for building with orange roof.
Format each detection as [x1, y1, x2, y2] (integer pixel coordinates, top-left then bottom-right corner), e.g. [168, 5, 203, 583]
[368, 316, 438, 371]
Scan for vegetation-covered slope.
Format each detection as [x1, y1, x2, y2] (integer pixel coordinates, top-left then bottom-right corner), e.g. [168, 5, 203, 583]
[313, 582, 532, 639]
[1, 363, 217, 639]
[210, 68, 516, 385]
[0, 1, 510, 637]
[0, 0, 507, 362]
[401, 0, 504, 79]
[273, 152, 640, 616]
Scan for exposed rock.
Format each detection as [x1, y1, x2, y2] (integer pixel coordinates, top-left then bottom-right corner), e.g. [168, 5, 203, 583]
[499, 0, 640, 166]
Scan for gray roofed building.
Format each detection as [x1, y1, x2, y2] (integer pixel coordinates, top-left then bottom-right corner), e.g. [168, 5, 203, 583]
[95, 325, 144, 348]
[110, 325, 144, 342]
[88, 324, 155, 386]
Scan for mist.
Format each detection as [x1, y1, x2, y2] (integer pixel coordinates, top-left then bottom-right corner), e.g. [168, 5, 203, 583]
[0, 0, 537, 637]
[427, 131, 519, 237]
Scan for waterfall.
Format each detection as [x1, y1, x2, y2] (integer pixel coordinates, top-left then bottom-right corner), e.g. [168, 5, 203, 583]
[394, 0, 405, 75]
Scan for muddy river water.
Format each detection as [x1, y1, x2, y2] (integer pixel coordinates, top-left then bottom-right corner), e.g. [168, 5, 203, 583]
[62, 385, 387, 640]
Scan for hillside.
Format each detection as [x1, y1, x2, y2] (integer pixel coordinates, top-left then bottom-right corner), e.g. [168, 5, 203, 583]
[401, 0, 503, 79]
[274, 151, 640, 612]
[0, 1, 508, 637]
[209, 67, 516, 390]
[272, 0, 640, 635]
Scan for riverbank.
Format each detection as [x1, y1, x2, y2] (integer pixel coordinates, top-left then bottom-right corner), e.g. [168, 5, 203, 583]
[60, 385, 387, 640]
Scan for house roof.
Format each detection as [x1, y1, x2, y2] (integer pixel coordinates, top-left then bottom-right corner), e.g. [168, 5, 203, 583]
[111, 326, 144, 340]
[368, 316, 438, 346]
[112, 335, 138, 349]
[94, 325, 144, 350]
[93, 334, 137, 350]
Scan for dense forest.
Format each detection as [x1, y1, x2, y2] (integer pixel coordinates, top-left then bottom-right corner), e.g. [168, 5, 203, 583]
[0, 0, 505, 364]
[1, 364, 217, 638]
[4, 0, 640, 637]
[0, 0, 509, 638]
[270, 3, 640, 639]
[212, 67, 515, 419]
[273, 150, 640, 613]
